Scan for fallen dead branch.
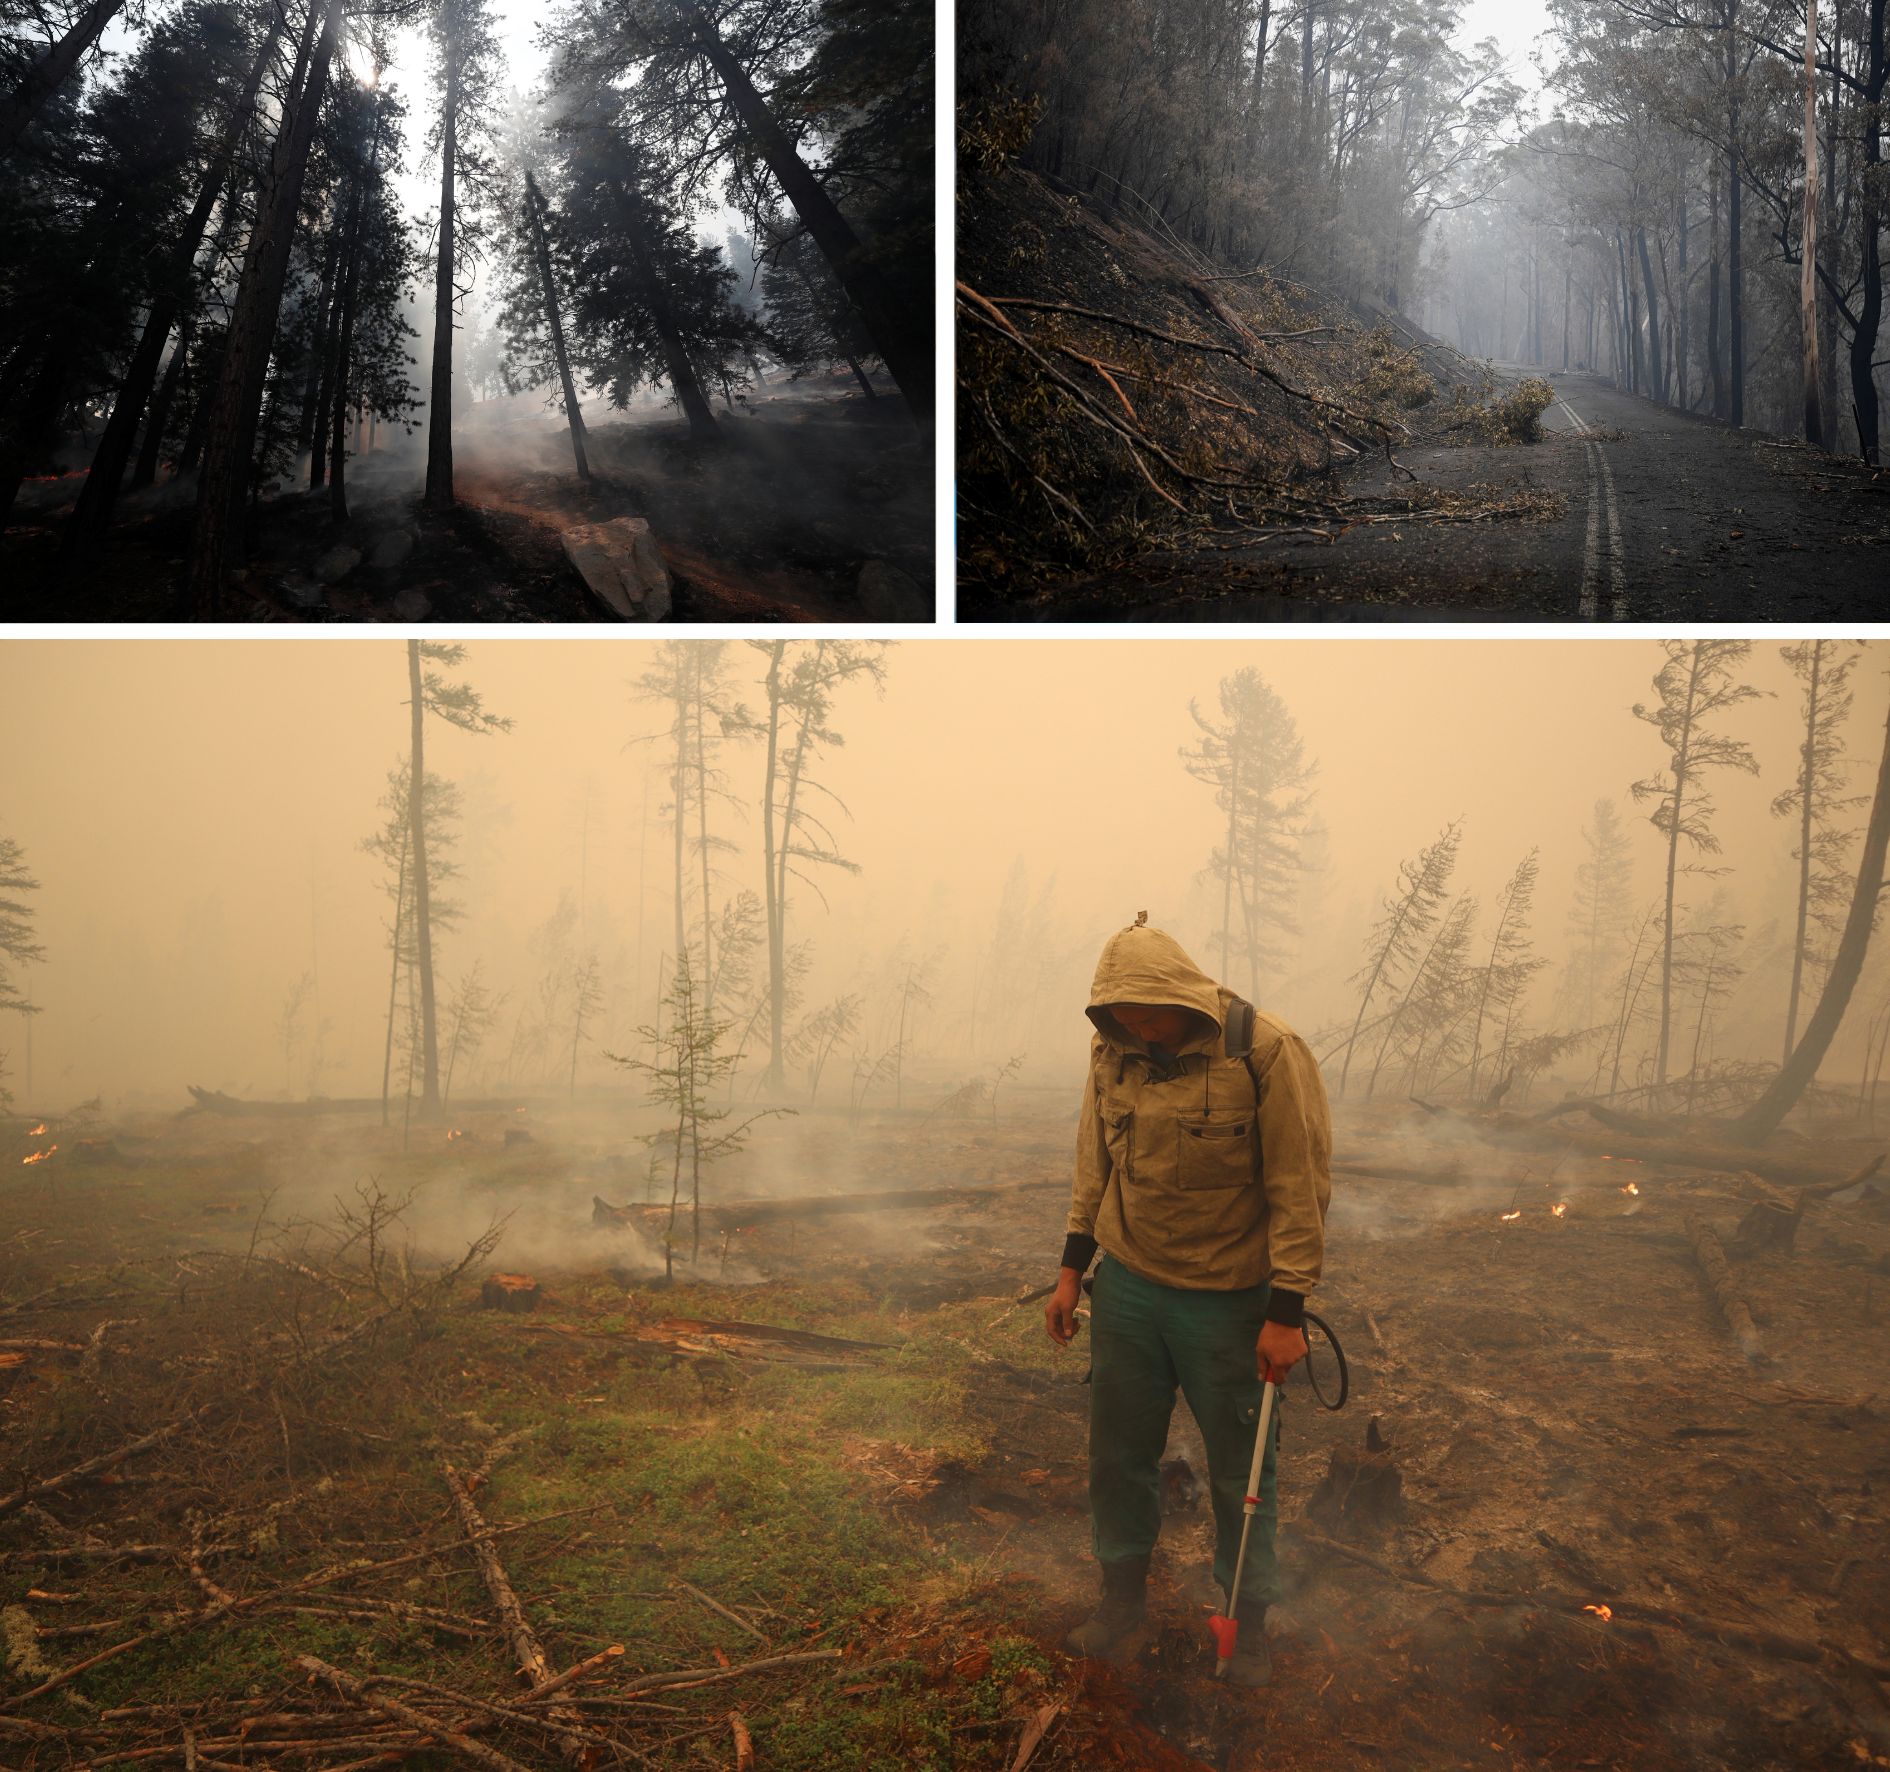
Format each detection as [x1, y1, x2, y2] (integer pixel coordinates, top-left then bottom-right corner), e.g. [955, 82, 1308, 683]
[598, 1647, 845, 1699]
[593, 1177, 1059, 1234]
[0, 1406, 214, 1518]
[295, 1657, 533, 1772]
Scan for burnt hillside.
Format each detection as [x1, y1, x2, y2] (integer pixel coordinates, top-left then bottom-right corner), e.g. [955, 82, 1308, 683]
[957, 152, 1560, 615]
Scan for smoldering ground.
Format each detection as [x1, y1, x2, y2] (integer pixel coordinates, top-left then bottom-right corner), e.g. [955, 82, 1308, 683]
[3, 637, 1890, 1766]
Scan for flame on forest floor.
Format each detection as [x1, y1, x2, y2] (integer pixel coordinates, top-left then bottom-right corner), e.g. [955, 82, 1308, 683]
[22, 1146, 56, 1165]
[1551, 1202, 1569, 1219]
[28, 1123, 46, 1136]
[1584, 1604, 1614, 1622]
[446, 1129, 466, 1142]
[1621, 1182, 1640, 1196]
[1500, 1210, 1522, 1222]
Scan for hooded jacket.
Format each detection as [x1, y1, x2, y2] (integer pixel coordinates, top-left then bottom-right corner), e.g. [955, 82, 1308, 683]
[1062, 922, 1331, 1326]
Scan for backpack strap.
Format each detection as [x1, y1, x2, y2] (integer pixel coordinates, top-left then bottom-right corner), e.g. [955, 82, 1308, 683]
[1224, 995, 1263, 1108]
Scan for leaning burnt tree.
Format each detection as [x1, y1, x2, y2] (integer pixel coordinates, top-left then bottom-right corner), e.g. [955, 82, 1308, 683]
[521, 168, 590, 479]
[1731, 689, 1890, 1144]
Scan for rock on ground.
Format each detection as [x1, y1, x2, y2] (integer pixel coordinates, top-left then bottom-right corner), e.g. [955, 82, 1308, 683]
[561, 517, 673, 621]
[315, 544, 361, 585]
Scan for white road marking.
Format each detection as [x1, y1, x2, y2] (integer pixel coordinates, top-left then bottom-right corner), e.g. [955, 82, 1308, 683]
[1559, 397, 1625, 619]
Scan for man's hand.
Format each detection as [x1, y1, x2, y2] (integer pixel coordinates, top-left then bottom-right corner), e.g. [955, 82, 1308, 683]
[1045, 1270, 1083, 1346]
[1258, 1319, 1308, 1381]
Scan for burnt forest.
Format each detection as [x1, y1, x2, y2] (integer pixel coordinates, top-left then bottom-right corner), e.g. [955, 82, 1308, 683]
[956, 0, 1890, 620]
[0, 0, 934, 621]
[3, 636, 1890, 1769]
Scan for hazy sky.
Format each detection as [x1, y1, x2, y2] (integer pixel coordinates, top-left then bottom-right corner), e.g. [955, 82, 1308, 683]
[3, 639, 1882, 1109]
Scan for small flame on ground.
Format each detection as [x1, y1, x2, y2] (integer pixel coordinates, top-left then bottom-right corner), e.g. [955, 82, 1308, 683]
[1621, 1181, 1640, 1196]
[1500, 1209, 1522, 1222]
[1584, 1604, 1614, 1622]
[22, 1146, 56, 1165]
[1551, 1202, 1569, 1218]
[28, 1123, 47, 1136]
[446, 1129, 466, 1142]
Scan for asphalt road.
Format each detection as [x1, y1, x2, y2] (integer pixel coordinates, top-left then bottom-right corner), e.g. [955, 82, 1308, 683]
[1034, 368, 1890, 622]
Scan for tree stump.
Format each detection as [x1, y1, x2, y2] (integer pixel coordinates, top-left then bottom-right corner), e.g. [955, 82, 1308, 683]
[481, 1273, 543, 1313]
[1305, 1421, 1404, 1535]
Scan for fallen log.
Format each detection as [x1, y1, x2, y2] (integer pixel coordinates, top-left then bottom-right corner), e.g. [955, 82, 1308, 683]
[1460, 1115, 1884, 1189]
[592, 1177, 1059, 1234]
[438, 1455, 554, 1690]
[181, 1087, 527, 1120]
[1684, 1216, 1766, 1363]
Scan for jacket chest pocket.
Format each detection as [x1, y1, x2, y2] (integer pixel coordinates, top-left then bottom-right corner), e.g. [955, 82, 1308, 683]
[1175, 1112, 1255, 1189]
[1101, 1101, 1135, 1183]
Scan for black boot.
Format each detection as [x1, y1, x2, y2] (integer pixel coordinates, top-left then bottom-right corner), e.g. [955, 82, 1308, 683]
[1064, 1554, 1150, 1661]
[1222, 1611, 1271, 1687]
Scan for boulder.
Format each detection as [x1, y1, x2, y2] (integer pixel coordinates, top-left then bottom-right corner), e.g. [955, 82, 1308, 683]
[562, 517, 673, 620]
[314, 544, 360, 585]
[392, 586, 431, 621]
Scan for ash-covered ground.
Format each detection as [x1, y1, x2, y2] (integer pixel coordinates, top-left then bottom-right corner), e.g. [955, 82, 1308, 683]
[3, 1089, 1887, 1769]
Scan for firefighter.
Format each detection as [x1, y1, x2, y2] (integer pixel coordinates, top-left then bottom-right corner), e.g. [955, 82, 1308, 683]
[1045, 916, 1332, 1687]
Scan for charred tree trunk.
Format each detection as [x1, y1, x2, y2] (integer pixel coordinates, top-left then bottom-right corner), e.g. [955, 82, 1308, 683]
[1636, 227, 1663, 402]
[1708, 178, 1725, 418]
[1851, 0, 1885, 464]
[132, 314, 191, 491]
[613, 174, 718, 440]
[1802, 0, 1825, 447]
[185, 0, 344, 616]
[690, 15, 930, 425]
[1727, 0, 1745, 426]
[308, 220, 346, 490]
[299, 216, 343, 463]
[1730, 698, 1890, 1144]
[424, 23, 460, 510]
[329, 99, 387, 522]
[522, 168, 590, 480]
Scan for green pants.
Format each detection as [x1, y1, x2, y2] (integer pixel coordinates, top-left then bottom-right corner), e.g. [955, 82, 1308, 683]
[1088, 1254, 1282, 1608]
